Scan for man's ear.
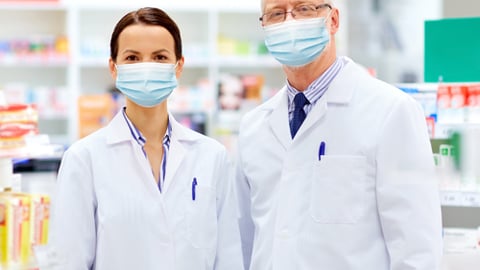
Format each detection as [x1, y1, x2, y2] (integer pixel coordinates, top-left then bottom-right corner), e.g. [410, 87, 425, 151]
[329, 8, 340, 35]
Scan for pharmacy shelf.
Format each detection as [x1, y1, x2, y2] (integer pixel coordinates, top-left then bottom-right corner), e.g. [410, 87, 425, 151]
[442, 205, 480, 229]
[441, 190, 480, 208]
[0, 1, 287, 145]
[0, 144, 64, 160]
[0, 0, 351, 145]
[441, 190, 480, 229]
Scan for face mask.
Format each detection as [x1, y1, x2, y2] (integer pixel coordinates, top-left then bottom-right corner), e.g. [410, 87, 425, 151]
[263, 17, 330, 67]
[115, 62, 178, 108]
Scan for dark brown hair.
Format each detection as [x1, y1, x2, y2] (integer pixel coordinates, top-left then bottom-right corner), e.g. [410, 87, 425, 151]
[110, 7, 182, 62]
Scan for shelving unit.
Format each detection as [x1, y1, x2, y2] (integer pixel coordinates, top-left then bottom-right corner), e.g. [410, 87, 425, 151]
[0, 3, 69, 146]
[396, 83, 480, 268]
[0, 0, 352, 147]
[441, 191, 480, 208]
[0, 0, 285, 146]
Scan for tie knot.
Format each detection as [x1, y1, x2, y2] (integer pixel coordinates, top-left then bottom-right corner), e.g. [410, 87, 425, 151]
[293, 92, 309, 108]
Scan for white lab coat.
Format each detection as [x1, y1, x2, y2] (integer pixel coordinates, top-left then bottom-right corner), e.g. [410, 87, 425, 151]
[236, 58, 443, 270]
[37, 111, 244, 270]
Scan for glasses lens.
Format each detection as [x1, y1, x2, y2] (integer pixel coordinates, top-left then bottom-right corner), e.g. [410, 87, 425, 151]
[293, 5, 317, 19]
[264, 9, 285, 25]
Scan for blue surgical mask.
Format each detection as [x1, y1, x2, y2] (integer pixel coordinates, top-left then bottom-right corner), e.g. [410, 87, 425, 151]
[263, 17, 330, 67]
[115, 62, 178, 108]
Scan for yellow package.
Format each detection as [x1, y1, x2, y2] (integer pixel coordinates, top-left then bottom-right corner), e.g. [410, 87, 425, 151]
[0, 192, 31, 267]
[0, 198, 7, 265]
[30, 194, 51, 246]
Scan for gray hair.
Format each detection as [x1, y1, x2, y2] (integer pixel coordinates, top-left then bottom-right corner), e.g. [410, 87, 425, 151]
[261, 0, 335, 11]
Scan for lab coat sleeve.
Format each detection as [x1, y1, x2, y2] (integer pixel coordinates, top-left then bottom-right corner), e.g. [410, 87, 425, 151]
[376, 95, 443, 270]
[213, 150, 244, 270]
[37, 147, 97, 270]
[234, 146, 254, 270]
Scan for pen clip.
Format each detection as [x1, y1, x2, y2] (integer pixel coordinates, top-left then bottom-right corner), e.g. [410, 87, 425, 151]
[192, 177, 197, 201]
[318, 141, 326, 161]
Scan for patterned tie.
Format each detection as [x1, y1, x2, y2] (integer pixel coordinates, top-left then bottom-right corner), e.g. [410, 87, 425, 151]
[290, 92, 310, 138]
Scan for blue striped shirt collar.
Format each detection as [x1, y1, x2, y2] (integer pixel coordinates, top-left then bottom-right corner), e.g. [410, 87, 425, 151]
[121, 107, 171, 146]
[287, 57, 345, 111]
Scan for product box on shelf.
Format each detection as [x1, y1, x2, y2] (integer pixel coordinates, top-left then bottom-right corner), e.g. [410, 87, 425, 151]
[0, 114, 58, 269]
[0, 166, 51, 270]
[30, 194, 50, 247]
[0, 104, 39, 150]
[0, 192, 32, 268]
[77, 93, 116, 139]
[436, 83, 480, 125]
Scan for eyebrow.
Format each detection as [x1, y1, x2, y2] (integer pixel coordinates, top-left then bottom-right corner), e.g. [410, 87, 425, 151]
[266, 0, 312, 9]
[121, 49, 171, 55]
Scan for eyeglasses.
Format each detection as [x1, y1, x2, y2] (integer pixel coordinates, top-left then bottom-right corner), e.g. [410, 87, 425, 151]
[259, 3, 332, 26]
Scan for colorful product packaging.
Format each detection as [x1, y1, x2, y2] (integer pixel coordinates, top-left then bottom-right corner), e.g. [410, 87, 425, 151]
[0, 104, 39, 149]
[30, 194, 50, 246]
[0, 192, 32, 268]
[0, 198, 7, 265]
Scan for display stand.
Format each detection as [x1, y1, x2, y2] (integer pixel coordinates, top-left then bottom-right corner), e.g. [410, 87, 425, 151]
[0, 142, 62, 270]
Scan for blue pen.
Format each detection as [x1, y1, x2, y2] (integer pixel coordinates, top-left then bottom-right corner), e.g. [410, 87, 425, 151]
[192, 177, 197, 201]
[318, 141, 326, 160]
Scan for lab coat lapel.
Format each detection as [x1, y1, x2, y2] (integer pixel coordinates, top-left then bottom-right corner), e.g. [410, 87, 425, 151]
[293, 97, 328, 140]
[105, 111, 162, 196]
[162, 120, 186, 194]
[161, 114, 203, 193]
[267, 88, 291, 150]
[293, 60, 359, 140]
[162, 137, 185, 193]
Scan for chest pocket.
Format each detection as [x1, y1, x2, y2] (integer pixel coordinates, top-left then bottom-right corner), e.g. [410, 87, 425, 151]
[186, 185, 217, 249]
[310, 155, 367, 224]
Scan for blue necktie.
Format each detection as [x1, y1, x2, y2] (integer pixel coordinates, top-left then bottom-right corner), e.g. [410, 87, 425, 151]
[290, 92, 309, 138]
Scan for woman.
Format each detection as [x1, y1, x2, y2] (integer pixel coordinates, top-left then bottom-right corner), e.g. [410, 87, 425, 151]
[39, 7, 243, 270]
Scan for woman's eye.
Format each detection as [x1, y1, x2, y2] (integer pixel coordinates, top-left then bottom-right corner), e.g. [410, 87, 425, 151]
[154, 55, 168, 61]
[125, 55, 139, 61]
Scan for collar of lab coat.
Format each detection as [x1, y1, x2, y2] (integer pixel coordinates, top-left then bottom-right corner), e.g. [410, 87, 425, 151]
[266, 57, 363, 111]
[104, 109, 204, 193]
[105, 109, 203, 145]
[263, 58, 366, 148]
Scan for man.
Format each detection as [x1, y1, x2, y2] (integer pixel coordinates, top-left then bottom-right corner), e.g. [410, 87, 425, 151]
[235, 0, 443, 269]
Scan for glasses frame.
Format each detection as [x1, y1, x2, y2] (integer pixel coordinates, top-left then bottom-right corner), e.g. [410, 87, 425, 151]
[259, 3, 332, 25]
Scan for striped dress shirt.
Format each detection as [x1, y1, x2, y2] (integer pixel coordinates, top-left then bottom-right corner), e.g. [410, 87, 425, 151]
[122, 108, 171, 192]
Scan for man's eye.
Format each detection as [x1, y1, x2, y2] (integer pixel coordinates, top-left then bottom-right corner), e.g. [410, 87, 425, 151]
[266, 9, 284, 19]
[296, 5, 313, 12]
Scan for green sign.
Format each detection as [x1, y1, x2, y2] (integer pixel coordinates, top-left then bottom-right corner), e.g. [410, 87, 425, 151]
[424, 17, 480, 82]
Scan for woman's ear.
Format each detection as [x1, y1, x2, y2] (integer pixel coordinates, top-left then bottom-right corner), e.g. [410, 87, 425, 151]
[175, 56, 185, 78]
[108, 58, 117, 80]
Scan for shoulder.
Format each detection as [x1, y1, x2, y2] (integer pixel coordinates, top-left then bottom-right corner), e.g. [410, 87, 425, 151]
[63, 126, 109, 158]
[342, 60, 417, 107]
[172, 118, 227, 155]
[239, 88, 286, 132]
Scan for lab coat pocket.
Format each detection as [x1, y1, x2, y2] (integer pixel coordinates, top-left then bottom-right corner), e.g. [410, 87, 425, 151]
[310, 155, 367, 224]
[186, 185, 217, 249]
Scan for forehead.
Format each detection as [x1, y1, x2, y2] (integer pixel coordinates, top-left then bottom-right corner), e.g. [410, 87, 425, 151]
[117, 24, 175, 52]
[264, 0, 316, 9]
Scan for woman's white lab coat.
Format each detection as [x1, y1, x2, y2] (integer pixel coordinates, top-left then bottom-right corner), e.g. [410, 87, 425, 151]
[39, 111, 243, 270]
[236, 58, 443, 270]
